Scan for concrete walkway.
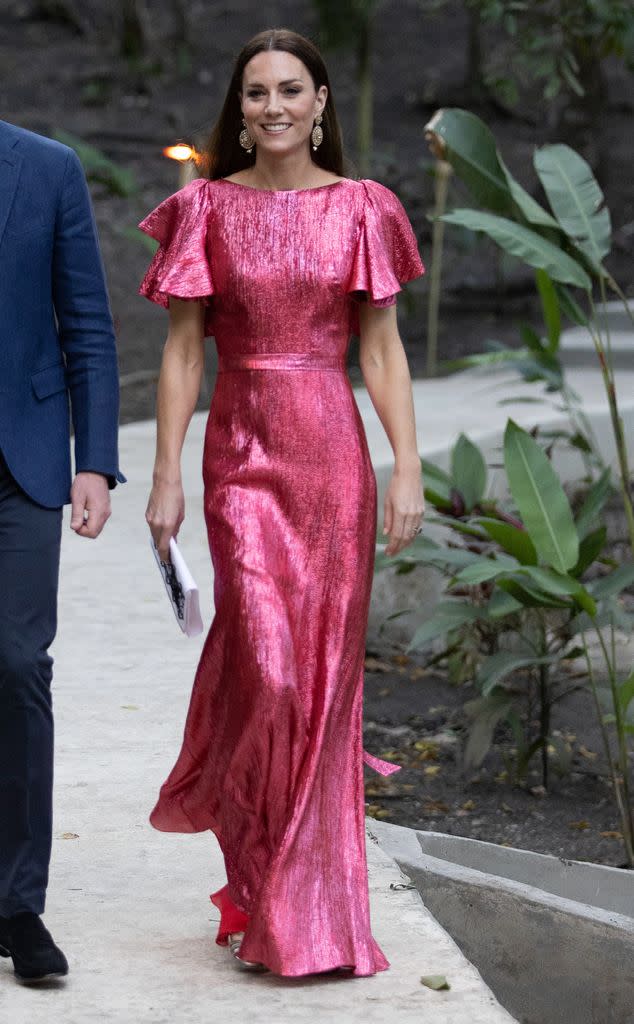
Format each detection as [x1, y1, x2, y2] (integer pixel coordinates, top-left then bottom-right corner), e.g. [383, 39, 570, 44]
[1, 403, 517, 1023]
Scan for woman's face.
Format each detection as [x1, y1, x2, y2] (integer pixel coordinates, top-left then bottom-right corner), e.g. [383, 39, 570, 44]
[239, 50, 327, 157]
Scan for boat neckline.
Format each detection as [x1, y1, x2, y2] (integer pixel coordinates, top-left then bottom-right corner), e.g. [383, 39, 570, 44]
[216, 177, 351, 194]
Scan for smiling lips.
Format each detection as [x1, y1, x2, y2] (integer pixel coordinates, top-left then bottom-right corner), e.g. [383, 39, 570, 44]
[261, 123, 292, 133]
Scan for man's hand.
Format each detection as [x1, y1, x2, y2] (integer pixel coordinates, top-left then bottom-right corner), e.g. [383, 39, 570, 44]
[70, 472, 111, 539]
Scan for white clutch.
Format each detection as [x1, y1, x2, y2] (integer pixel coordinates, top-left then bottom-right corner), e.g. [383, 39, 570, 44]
[150, 535, 204, 637]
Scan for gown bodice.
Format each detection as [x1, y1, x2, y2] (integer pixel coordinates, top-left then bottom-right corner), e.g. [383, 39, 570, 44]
[138, 175, 424, 356]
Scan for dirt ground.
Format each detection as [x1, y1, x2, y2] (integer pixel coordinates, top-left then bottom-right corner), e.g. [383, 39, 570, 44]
[362, 644, 629, 869]
[2, 2, 633, 867]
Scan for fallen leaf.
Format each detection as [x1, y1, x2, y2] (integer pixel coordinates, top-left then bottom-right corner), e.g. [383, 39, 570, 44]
[421, 974, 451, 991]
[121, 704, 139, 711]
[568, 820, 591, 831]
[495, 771, 508, 783]
[529, 785, 547, 798]
[60, 832, 79, 840]
[392, 654, 411, 666]
[409, 667, 428, 680]
[461, 799, 476, 811]
[378, 687, 391, 698]
[366, 804, 391, 820]
[378, 749, 400, 761]
[600, 830, 623, 840]
[424, 765, 441, 777]
[579, 745, 598, 761]
[414, 740, 439, 759]
[429, 705, 449, 715]
[423, 798, 449, 814]
[364, 657, 393, 672]
[501, 802, 514, 814]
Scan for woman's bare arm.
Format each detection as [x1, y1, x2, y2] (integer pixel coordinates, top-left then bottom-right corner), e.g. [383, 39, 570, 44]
[358, 301, 424, 556]
[146, 297, 205, 559]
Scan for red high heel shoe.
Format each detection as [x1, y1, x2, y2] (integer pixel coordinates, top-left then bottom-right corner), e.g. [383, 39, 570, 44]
[210, 886, 268, 972]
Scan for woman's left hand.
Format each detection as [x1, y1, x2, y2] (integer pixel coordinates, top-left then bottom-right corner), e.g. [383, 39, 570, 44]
[382, 460, 425, 557]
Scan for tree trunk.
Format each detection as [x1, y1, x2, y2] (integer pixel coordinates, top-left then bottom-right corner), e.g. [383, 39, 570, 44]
[356, 20, 373, 176]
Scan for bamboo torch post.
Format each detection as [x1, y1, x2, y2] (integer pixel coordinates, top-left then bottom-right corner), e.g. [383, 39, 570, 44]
[424, 122, 452, 378]
[163, 143, 199, 187]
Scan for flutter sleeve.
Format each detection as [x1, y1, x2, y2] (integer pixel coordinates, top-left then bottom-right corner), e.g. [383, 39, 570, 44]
[137, 178, 214, 311]
[346, 179, 424, 332]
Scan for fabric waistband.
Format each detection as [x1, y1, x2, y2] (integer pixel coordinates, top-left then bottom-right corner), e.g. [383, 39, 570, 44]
[217, 352, 347, 372]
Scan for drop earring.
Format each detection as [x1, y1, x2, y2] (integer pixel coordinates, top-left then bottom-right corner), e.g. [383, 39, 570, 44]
[311, 113, 323, 151]
[239, 118, 254, 154]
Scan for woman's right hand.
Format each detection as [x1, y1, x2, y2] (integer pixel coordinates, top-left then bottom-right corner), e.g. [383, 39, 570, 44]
[146, 478, 185, 562]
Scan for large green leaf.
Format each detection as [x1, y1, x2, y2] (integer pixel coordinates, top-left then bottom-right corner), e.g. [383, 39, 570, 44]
[502, 163, 559, 230]
[477, 651, 559, 697]
[406, 600, 484, 653]
[534, 144, 611, 271]
[441, 210, 591, 289]
[463, 692, 514, 769]
[486, 589, 523, 618]
[498, 576, 571, 608]
[518, 566, 596, 616]
[424, 108, 514, 214]
[572, 526, 607, 577]
[535, 269, 561, 353]
[451, 434, 487, 511]
[454, 554, 520, 585]
[504, 420, 579, 572]
[618, 671, 634, 718]
[574, 468, 612, 539]
[590, 563, 634, 601]
[421, 458, 452, 509]
[473, 517, 538, 565]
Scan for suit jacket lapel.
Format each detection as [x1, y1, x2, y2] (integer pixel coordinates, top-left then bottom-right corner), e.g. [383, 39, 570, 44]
[0, 129, 22, 252]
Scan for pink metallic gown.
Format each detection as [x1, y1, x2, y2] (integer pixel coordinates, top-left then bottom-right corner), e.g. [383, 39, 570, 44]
[138, 176, 424, 977]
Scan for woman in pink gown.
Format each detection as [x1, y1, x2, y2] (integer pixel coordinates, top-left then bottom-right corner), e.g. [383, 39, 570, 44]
[140, 28, 425, 978]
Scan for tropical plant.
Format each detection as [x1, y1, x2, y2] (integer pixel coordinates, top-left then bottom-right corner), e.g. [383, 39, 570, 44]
[54, 130, 138, 197]
[469, 1, 634, 130]
[424, 107, 634, 558]
[376, 424, 634, 864]
[441, 267, 606, 481]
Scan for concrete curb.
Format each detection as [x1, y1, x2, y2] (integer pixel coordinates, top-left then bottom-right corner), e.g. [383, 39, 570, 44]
[372, 820, 634, 1024]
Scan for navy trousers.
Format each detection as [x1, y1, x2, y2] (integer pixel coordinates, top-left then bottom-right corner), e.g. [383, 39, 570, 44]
[0, 451, 62, 916]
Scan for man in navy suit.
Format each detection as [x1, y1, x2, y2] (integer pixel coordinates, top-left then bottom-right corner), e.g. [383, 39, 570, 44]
[0, 118, 124, 982]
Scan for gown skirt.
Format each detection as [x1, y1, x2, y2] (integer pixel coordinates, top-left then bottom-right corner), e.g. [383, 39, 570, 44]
[138, 175, 424, 977]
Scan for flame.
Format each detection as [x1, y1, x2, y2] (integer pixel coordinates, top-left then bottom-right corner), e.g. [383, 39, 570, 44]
[163, 143, 198, 164]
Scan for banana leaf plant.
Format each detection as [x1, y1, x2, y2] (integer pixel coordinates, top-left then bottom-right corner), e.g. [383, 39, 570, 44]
[376, 423, 634, 865]
[423, 107, 634, 557]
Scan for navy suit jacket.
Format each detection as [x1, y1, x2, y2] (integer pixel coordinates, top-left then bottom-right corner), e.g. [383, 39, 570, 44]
[0, 119, 125, 508]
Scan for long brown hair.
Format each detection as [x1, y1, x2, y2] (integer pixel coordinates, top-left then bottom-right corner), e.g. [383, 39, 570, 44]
[201, 28, 345, 180]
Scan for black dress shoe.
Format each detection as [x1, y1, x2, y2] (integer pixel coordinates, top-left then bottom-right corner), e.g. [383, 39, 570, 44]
[0, 912, 68, 982]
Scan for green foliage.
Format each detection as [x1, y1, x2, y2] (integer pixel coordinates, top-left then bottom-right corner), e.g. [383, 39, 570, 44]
[442, 209, 591, 288]
[503, 419, 578, 572]
[534, 145, 612, 272]
[465, 0, 634, 106]
[54, 129, 138, 197]
[376, 427, 633, 835]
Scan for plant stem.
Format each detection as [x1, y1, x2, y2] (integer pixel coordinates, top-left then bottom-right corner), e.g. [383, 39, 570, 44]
[581, 634, 633, 865]
[586, 294, 634, 556]
[427, 160, 452, 378]
[594, 626, 634, 862]
[539, 662, 550, 788]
